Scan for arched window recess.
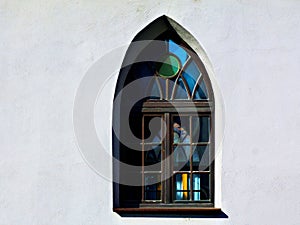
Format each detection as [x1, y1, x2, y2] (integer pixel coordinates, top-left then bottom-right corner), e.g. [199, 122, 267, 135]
[113, 15, 222, 217]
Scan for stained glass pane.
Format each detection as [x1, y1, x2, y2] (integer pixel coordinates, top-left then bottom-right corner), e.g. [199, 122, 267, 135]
[174, 78, 189, 99]
[168, 40, 188, 65]
[193, 176, 201, 201]
[194, 79, 208, 99]
[174, 173, 190, 200]
[182, 61, 200, 94]
[157, 55, 180, 78]
[192, 174, 210, 201]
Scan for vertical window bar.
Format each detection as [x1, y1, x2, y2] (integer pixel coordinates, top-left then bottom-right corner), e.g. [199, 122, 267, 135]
[161, 115, 165, 202]
[141, 115, 145, 202]
[189, 116, 193, 200]
[166, 78, 169, 100]
[210, 113, 214, 202]
[164, 113, 171, 203]
[154, 76, 164, 100]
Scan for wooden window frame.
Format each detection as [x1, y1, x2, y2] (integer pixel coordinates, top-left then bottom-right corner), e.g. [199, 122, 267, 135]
[113, 100, 220, 214]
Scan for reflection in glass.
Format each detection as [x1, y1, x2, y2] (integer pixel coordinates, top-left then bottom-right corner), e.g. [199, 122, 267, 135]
[173, 146, 190, 171]
[192, 116, 210, 143]
[173, 116, 191, 171]
[173, 116, 190, 144]
[192, 145, 210, 171]
[144, 173, 161, 200]
[144, 145, 161, 171]
[143, 116, 162, 143]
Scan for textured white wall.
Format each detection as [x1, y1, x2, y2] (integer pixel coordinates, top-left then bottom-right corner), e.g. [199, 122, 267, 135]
[1, 0, 299, 225]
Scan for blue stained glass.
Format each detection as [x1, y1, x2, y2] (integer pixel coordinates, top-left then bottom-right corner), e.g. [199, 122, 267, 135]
[193, 174, 201, 200]
[194, 80, 208, 99]
[149, 41, 208, 100]
[174, 78, 189, 99]
[182, 60, 200, 95]
[168, 40, 188, 65]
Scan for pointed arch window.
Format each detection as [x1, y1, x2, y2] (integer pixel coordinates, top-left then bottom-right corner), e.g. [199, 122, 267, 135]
[147, 39, 208, 101]
[113, 16, 220, 216]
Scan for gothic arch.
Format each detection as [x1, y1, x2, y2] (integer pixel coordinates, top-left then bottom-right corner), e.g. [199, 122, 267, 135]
[113, 15, 223, 216]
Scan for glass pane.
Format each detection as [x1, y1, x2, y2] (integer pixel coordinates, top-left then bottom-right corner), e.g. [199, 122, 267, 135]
[168, 40, 188, 65]
[143, 116, 162, 143]
[194, 79, 208, 100]
[172, 116, 190, 144]
[174, 78, 189, 99]
[192, 116, 210, 143]
[173, 145, 190, 171]
[144, 173, 161, 200]
[182, 61, 200, 94]
[174, 173, 190, 200]
[148, 79, 161, 99]
[167, 78, 176, 100]
[156, 76, 167, 100]
[192, 174, 210, 201]
[157, 55, 180, 78]
[192, 145, 210, 171]
[144, 144, 161, 171]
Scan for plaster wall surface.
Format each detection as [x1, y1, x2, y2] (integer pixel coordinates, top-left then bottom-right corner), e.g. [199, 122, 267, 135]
[0, 1, 299, 225]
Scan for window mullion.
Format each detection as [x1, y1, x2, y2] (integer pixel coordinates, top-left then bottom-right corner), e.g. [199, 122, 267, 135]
[164, 113, 171, 204]
[189, 115, 193, 201]
[141, 115, 145, 202]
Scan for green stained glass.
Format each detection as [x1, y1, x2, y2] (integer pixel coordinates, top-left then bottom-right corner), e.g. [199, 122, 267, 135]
[157, 55, 180, 78]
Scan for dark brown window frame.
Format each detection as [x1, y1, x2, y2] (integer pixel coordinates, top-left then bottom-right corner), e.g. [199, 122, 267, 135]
[114, 99, 219, 215]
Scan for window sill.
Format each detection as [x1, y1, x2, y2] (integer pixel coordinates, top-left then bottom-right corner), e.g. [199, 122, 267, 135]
[113, 207, 227, 218]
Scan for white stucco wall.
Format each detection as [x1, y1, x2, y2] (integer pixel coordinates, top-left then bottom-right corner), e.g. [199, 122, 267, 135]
[1, 1, 299, 225]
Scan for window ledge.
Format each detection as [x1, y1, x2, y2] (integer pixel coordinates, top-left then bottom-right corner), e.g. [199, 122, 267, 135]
[113, 207, 227, 218]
